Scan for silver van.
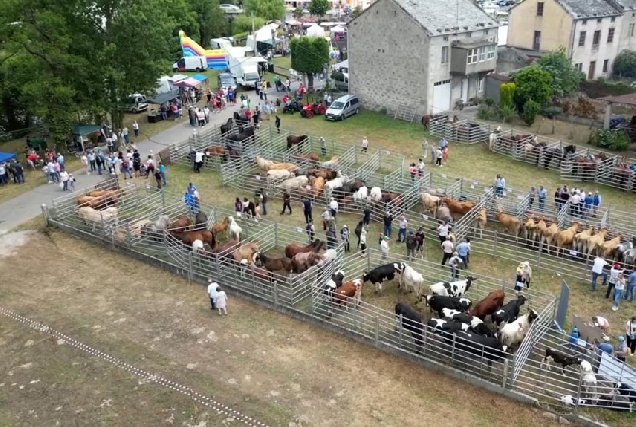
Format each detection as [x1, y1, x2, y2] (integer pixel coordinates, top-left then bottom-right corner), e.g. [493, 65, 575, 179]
[325, 95, 360, 121]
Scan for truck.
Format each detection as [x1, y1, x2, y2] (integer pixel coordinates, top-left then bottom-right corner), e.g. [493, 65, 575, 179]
[236, 58, 262, 88]
[225, 46, 247, 81]
[172, 56, 208, 72]
[123, 93, 149, 113]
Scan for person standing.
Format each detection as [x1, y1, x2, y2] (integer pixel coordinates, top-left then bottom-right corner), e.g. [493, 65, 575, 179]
[527, 186, 536, 209]
[132, 121, 139, 138]
[422, 138, 428, 159]
[616, 336, 629, 362]
[215, 286, 228, 315]
[417, 158, 425, 178]
[320, 137, 327, 156]
[441, 236, 454, 266]
[435, 147, 443, 167]
[591, 256, 608, 291]
[382, 212, 393, 239]
[207, 280, 219, 310]
[538, 185, 547, 212]
[359, 226, 367, 255]
[380, 235, 390, 259]
[406, 230, 417, 260]
[258, 188, 268, 216]
[306, 221, 315, 243]
[329, 198, 338, 218]
[494, 174, 505, 197]
[456, 238, 470, 269]
[321, 207, 331, 231]
[397, 215, 408, 243]
[341, 225, 350, 252]
[302, 197, 313, 223]
[437, 221, 450, 244]
[415, 227, 425, 255]
[159, 162, 167, 186]
[363, 207, 371, 226]
[613, 273, 626, 311]
[449, 252, 461, 279]
[81, 152, 88, 175]
[194, 150, 204, 173]
[154, 168, 162, 189]
[606, 263, 622, 299]
[275, 115, 281, 134]
[361, 136, 368, 153]
[281, 189, 292, 215]
[60, 170, 70, 191]
[592, 190, 601, 217]
[122, 126, 129, 145]
[626, 316, 636, 355]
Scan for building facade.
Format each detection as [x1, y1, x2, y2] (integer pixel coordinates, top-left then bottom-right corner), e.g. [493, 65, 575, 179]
[348, 0, 499, 114]
[508, 0, 636, 79]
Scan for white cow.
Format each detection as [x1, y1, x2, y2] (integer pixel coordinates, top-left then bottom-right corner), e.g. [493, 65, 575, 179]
[401, 264, 425, 301]
[278, 175, 308, 190]
[429, 277, 474, 298]
[228, 216, 242, 241]
[441, 308, 462, 319]
[353, 186, 368, 202]
[369, 186, 382, 201]
[192, 239, 204, 253]
[499, 309, 538, 348]
[267, 169, 293, 180]
[326, 177, 344, 190]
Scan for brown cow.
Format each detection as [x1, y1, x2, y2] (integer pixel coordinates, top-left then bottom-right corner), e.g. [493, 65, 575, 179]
[332, 278, 364, 310]
[442, 196, 474, 219]
[495, 211, 522, 236]
[170, 229, 215, 247]
[291, 252, 322, 273]
[296, 153, 320, 162]
[285, 239, 325, 259]
[469, 289, 505, 320]
[555, 222, 580, 255]
[169, 215, 193, 232]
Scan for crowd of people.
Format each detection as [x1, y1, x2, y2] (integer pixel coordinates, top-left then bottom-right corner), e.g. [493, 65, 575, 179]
[0, 159, 25, 185]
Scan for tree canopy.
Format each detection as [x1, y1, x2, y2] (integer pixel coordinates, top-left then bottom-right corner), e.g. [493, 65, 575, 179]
[613, 50, 636, 78]
[290, 37, 329, 89]
[244, 0, 286, 21]
[536, 48, 583, 98]
[513, 66, 553, 109]
[309, 0, 330, 18]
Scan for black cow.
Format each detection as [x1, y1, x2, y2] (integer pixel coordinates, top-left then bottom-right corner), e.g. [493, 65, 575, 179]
[363, 262, 406, 294]
[450, 312, 496, 337]
[425, 295, 472, 317]
[540, 348, 582, 375]
[395, 302, 423, 351]
[492, 295, 526, 327]
[615, 383, 636, 403]
[325, 270, 345, 296]
[452, 331, 509, 367]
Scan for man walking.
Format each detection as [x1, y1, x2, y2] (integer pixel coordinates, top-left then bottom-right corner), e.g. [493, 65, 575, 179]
[302, 197, 313, 224]
[441, 236, 454, 266]
[538, 185, 547, 212]
[406, 230, 417, 260]
[456, 238, 470, 269]
[207, 280, 219, 310]
[275, 115, 281, 134]
[383, 212, 393, 239]
[281, 189, 292, 215]
[591, 256, 608, 291]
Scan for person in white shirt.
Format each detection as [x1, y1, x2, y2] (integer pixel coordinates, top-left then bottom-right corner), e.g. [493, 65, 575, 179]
[448, 252, 461, 279]
[359, 226, 367, 255]
[626, 316, 636, 355]
[361, 136, 368, 153]
[215, 287, 228, 315]
[194, 151, 204, 173]
[435, 148, 443, 166]
[441, 237, 454, 266]
[329, 198, 338, 217]
[203, 106, 210, 123]
[591, 256, 608, 291]
[606, 263, 622, 299]
[81, 152, 88, 175]
[437, 222, 450, 244]
[207, 280, 219, 309]
[321, 207, 331, 231]
[613, 273, 626, 311]
[196, 109, 206, 127]
[132, 121, 139, 138]
[571, 191, 581, 217]
[380, 235, 389, 259]
[592, 316, 610, 331]
[59, 170, 70, 191]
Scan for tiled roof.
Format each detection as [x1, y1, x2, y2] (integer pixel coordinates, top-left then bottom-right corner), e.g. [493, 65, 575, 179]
[555, 0, 621, 19]
[393, 0, 499, 35]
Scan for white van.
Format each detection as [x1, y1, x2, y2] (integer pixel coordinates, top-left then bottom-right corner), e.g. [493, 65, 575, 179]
[325, 95, 360, 121]
[172, 56, 208, 72]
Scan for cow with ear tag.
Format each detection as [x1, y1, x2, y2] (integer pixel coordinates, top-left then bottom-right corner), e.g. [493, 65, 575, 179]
[429, 276, 474, 298]
[362, 262, 406, 295]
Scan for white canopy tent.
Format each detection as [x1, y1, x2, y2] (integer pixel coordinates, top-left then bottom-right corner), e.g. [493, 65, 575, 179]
[305, 24, 325, 38]
[330, 25, 345, 34]
[253, 23, 280, 42]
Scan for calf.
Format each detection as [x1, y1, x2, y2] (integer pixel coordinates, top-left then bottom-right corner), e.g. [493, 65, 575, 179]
[492, 295, 526, 327]
[332, 279, 363, 310]
[469, 289, 505, 321]
[395, 302, 423, 350]
[362, 262, 406, 295]
[325, 270, 345, 296]
[453, 331, 509, 368]
[425, 295, 472, 317]
[429, 276, 474, 298]
[540, 348, 582, 375]
[401, 264, 425, 301]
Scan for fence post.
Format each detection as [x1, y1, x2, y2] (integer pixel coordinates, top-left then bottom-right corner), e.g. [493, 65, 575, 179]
[366, 247, 371, 271]
[451, 333, 457, 365]
[502, 358, 509, 388]
[188, 252, 193, 285]
[574, 370, 584, 413]
[374, 315, 380, 346]
[40, 204, 50, 226]
[493, 231, 498, 256]
[537, 241, 543, 266]
[274, 222, 279, 248]
[398, 314, 403, 348]
[273, 280, 279, 306]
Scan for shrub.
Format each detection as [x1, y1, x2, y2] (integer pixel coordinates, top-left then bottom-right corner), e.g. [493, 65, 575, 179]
[497, 104, 517, 123]
[590, 129, 631, 151]
[331, 71, 345, 82]
[613, 50, 636, 79]
[485, 97, 495, 107]
[500, 83, 516, 108]
[542, 106, 563, 119]
[477, 104, 494, 121]
[521, 99, 541, 126]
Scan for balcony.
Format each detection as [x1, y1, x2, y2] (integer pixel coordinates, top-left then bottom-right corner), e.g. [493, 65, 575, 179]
[450, 40, 497, 76]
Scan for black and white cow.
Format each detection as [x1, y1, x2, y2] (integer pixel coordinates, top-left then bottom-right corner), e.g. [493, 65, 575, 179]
[427, 318, 469, 336]
[540, 348, 582, 375]
[363, 262, 406, 294]
[429, 276, 474, 298]
[324, 270, 345, 297]
[452, 331, 509, 367]
[395, 302, 423, 350]
[492, 295, 526, 327]
[449, 312, 496, 338]
[425, 295, 472, 317]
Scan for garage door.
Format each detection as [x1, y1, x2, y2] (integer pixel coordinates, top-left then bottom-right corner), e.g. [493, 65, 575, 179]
[432, 80, 451, 113]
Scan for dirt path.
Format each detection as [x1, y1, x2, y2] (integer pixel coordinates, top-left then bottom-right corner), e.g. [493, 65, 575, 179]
[0, 230, 563, 427]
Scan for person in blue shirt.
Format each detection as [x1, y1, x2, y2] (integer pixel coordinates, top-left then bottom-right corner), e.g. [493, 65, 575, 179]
[583, 192, 593, 219]
[538, 185, 547, 212]
[159, 162, 167, 186]
[187, 182, 197, 195]
[592, 190, 601, 218]
[439, 138, 448, 150]
[628, 270, 636, 302]
[597, 337, 613, 355]
[184, 192, 196, 214]
[456, 238, 470, 269]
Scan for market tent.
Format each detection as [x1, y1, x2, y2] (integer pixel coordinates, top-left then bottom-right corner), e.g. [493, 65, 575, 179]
[147, 90, 179, 105]
[0, 152, 17, 163]
[173, 77, 202, 88]
[306, 24, 325, 38]
[72, 124, 101, 136]
[253, 23, 280, 43]
[192, 74, 208, 82]
[331, 25, 345, 33]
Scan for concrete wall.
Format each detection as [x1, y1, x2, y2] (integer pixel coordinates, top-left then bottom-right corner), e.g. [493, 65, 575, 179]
[349, 0, 430, 113]
[485, 76, 504, 104]
[617, 9, 636, 53]
[508, 0, 574, 53]
[571, 17, 623, 79]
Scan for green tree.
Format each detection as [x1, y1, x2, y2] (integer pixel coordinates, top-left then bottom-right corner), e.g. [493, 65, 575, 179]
[350, 5, 363, 18]
[536, 47, 583, 98]
[292, 8, 304, 19]
[244, 0, 285, 20]
[232, 15, 265, 34]
[499, 83, 516, 108]
[513, 66, 553, 109]
[310, 0, 330, 19]
[521, 99, 541, 126]
[188, 0, 229, 46]
[613, 50, 636, 78]
[290, 36, 329, 90]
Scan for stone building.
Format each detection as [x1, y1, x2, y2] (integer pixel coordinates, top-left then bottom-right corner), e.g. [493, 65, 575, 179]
[348, 0, 499, 114]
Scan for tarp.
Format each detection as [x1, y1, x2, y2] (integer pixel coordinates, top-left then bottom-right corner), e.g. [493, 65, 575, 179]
[192, 74, 209, 82]
[173, 77, 202, 88]
[147, 90, 179, 105]
[0, 152, 17, 163]
[72, 124, 102, 136]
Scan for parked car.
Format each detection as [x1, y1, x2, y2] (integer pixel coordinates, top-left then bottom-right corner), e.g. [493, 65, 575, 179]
[217, 72, 237, 92]
[219, 4, 243, 13]
[325, 95, 360, 121]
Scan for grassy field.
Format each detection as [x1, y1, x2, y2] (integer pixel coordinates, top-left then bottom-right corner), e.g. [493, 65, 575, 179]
[0, 230, 567, 427]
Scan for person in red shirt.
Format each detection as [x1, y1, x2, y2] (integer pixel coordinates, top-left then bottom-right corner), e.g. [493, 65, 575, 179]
[27, 153, 39, 169]
[245, 109, 252, 123]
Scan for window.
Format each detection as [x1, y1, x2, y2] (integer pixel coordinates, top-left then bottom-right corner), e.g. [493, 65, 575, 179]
[485, 30, 489, 35]
[593, 30, 601, 46]
[443, 36, 449, 41]
[466, 32, 472, 37]
[603, 59, 609, 72]
[441, 46, 449, 64]
[607, 28, 615, 43]
[478, 77, 484, 92]
[467, 48, 478, 64]
[630, 23, 635, 37]
[611, 17, 615, 22]
[575, 63, 583, 72]
[579, 31, 586, 46]
[533, 30, 541, 50]
[486, 45, 496, 59]
[478, 46, 486, 61]
[597, 18, 602, 23]
[582, 19, 587, 25]
[537, 2, 544, 16]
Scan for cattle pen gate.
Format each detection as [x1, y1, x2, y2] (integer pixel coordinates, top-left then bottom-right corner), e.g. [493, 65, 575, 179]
[43, 183, 586, 417]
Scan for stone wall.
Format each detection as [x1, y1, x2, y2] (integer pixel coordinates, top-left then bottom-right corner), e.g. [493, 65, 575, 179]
[349, 0, 430, 114]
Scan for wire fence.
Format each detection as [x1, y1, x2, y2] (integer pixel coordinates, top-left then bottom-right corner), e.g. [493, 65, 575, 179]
[45, 180, 636, 418]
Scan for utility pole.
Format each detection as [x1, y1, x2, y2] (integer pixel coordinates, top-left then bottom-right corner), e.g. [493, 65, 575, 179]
[251, 12, 255, 36]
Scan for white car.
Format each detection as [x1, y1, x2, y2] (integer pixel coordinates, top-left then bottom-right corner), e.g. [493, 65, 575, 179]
[219, 4, 243, 13]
